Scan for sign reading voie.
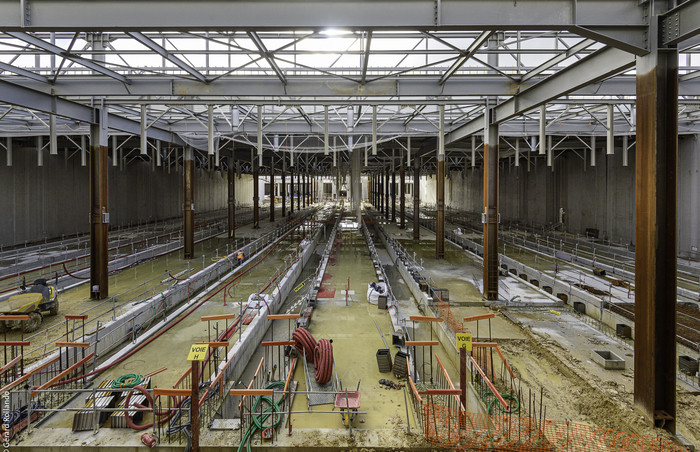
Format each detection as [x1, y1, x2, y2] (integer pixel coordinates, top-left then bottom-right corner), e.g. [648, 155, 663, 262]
[187, 344, 209, 361]
[456, 333, 472, 351]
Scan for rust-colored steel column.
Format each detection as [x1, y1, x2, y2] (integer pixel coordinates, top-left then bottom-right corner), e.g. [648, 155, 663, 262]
[270, 154, 275, 222]
[253, 156, 259, 229]
[89, 110, 109, 300]
[384, 167, 390, 219]
[391, 167, 396, 222]
[183, 147, 195, 259]
[302, 172, 307, 208]
[281, 154, 286, 217]
[289, 164, 294, 214]
[634, 16, 678, 432]
[413, 157, 420, 240]
[228, 156, 235, 239]
[400, 153, 406, 229]
[436, 158, 445, 259]
[483, 120, 499, 301]
[296, 166, 301, 211]
[437, 105, 446, 259]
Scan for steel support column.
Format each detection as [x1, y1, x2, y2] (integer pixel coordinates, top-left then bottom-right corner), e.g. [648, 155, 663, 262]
[281, 154, 286, 217]
[391, 164, 396, 222]
[253, 155, 259, 229]
[270, 154, 275, 222]
[634, 7, 678, 432]
[183, 146, 195, 259]
[303, 171, 307, 208]
[436, 105, 445, 259]
[89, 109, 109, 300]
[290, 164, 294, 214]
[436, 158, 445, 259]
[413, 157, 420, 240]
[297, 164, 303, 211]
[228, 155, 235, 239]
[400, 151, 406, 229]
[384, 167, 390, 220]
[483, 117, 499, 300]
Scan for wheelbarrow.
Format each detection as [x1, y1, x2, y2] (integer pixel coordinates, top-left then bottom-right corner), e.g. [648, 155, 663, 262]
[334, 390, 361, 428]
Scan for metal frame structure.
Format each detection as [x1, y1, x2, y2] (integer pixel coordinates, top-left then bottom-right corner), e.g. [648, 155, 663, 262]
[0, 0, 699, 434]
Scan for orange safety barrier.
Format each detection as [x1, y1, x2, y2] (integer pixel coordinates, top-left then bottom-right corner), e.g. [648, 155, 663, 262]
[201, 313, 237, 321]
[55, 342, 90, 348]
[195, 341, 229, 347]
[405, 340, 439, 347]
[423, 406, 688, 452]
[472, 341, 517, 380]
[267, 314, 301, 320]
[409, 315, 444, 322]
[463, 313, 495, 322]
[433, 292, 465, 334]
[0, 315, 29, 321]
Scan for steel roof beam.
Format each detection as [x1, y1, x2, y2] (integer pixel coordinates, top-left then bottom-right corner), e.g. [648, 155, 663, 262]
[0, 1, 645, 34]
[360, 31, 373, 85]
[127, 32, 207, 82]
[0, 61, 49, 84]
[520, 38, 596, 83]
[439, 31, 493, 85]
[6, 32, 130, 84]
[247, 32, 287, 85]
[0, 79, 181, 143]
[11, 75, 678, 99]
[446, 46, 636, 144]
[660, 0, 700, 46]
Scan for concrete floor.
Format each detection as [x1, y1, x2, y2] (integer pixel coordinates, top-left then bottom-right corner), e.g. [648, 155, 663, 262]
[7, 203, 700, 451]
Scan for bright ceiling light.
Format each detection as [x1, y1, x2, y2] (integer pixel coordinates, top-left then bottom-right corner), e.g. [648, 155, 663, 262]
[320, 29, 352, 36]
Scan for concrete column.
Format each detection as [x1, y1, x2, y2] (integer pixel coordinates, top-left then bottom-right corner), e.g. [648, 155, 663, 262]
[253, 154, 259, 229]
[89, 109, 109, 299]
[281, 153, 286, 217]
[436, 105, 445, 259]
[183, 146, 195, 259]
[634, 7, 678, 431]
[228, 155, 235, 239]
[270, 154, 275, 222]
[400, 150, 406, 229]
[413, 156, 420, 240]
[483, 117, 499, 301]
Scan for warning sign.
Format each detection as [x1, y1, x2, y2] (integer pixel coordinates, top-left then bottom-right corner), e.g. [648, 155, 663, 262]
[456, 333, 472, 351]
[187, 343, 209, 361]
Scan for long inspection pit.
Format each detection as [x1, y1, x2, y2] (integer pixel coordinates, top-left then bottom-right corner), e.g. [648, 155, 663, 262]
[0, 207, 282, 367]
[222, 215, 476, 450]
[14, 213, 318, 449]
[393, 206, 700, 447]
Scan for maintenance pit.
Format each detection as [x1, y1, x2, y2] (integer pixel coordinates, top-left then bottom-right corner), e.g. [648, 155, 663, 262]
[0, 204, 696, 452]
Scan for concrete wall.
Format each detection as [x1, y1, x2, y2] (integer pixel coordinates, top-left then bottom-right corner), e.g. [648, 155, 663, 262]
[418, 134, 699, 251]
[0, 146, 236, 247]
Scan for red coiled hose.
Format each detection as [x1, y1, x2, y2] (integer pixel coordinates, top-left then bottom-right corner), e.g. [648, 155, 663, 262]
[313, 339, 333, 384]
[292, 327, 317, 363]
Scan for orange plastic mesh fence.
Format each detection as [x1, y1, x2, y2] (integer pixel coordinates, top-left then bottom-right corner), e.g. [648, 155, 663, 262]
[435, 295, 465, 333]
[423, 403, 686, 452]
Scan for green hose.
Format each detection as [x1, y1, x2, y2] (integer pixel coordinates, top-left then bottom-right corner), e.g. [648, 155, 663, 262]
[111, 373, 146, 389]
[483, 390, 520, 450]
[237, 381, 287, 452]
